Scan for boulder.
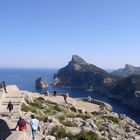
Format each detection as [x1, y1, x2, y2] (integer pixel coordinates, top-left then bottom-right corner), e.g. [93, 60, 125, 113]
[35, 77, 48, 89]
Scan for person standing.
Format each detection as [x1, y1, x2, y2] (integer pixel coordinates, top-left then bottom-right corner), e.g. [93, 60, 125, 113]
[15, 117, 27, 131]
[0, 81, 7, 93]
[63, 94, 68, 103]
[7, 101, 13, 113]
[30, 115, 39, 140]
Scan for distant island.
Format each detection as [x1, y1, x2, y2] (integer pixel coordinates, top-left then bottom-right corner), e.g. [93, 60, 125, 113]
[53, 55, 140, 111]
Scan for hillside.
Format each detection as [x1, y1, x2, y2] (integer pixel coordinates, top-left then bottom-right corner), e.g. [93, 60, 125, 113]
[0, 85, 140, 140]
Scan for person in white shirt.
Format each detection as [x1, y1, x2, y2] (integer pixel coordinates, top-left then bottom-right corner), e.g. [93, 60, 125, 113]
[30, 115, 39, 140]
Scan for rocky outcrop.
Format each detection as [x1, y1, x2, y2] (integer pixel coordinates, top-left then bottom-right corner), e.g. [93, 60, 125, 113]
[53, 55, 115, 91]
[110, 75, 140, 110]
[21, 93, 140, 140]
[112, 64, 140, 77]
[35, 77, 48, 89]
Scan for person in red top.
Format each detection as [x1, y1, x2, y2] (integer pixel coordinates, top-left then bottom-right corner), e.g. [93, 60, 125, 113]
[15, 117, 27, 131]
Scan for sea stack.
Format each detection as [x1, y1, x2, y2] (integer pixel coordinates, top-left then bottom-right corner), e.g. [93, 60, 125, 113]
[35, 77, 48, 89]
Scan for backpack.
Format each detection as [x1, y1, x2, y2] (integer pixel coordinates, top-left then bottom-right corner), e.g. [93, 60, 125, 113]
[19, 119, 26, 127]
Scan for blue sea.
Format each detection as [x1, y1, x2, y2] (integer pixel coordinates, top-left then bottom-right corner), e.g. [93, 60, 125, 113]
[0, 68, 140, 124]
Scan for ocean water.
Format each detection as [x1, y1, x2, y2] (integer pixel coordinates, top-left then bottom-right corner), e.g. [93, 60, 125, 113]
[0, 68, 140, 124]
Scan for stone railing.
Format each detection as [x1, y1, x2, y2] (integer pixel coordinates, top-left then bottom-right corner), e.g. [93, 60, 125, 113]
[82, 98, 112, 112]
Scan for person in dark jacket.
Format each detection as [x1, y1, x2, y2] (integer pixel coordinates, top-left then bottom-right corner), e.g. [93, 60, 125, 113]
[7, 101, 13, 113]
[0, 81, 8, 93]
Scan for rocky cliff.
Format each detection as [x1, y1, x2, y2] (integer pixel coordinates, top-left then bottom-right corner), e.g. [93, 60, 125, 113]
[112, 64, 140, 77]
[53, 55, 115, 91]
[110, 75, 140, 110]
[22, 92, 140, 140]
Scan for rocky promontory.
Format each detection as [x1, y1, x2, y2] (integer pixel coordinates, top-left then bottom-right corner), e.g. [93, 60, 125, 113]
[53, 55, 116, 92]
[0, 85, 140, 140]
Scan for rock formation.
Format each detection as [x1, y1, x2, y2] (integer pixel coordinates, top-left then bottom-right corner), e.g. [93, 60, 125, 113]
[110, 75, 140, 110]
[22, 91, 140, 140]
[0, 85, 140, 140]
[35, 77, 48, 89]
[112, 64, 140, 77]
[53, 55, 115, 91]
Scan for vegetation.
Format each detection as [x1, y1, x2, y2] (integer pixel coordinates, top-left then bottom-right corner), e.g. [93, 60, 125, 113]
[101, 115, 119, 124]
[62, 120, 78, 127]
[76, 131, 100, 140]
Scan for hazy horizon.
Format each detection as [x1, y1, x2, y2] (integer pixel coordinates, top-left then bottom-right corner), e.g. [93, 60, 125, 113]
[0, 0, 140, 69]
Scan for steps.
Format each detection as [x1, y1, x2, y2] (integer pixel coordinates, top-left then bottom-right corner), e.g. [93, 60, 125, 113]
[0, 85, 44, 140]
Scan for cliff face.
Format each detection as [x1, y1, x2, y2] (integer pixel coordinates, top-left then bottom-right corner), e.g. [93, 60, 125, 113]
[112, 64, 140, 77]
[53, 55, 113, 91]
[111, 75, 140, 110]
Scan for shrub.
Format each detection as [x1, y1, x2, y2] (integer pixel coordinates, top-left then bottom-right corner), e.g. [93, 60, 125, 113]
[50, 125, 66, 138]
[21, 103, 37, 113]
[62, 120, 78, 127]
[75, 114, 91, 120]
[76, 131, 100, 140]
[70, 106, 77, 112]
[101, 115, 119, 124]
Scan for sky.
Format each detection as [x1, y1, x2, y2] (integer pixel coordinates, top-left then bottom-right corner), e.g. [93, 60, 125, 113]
[0, 0, 140, 69]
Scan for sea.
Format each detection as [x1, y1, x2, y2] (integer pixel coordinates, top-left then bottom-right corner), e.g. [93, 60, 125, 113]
[0, 68, 140, 124]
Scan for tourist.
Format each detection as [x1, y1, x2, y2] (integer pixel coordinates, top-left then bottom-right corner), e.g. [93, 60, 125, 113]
[87, 96, 92, 101]
[43, 90, 49, 96]
[63, 94, 68, 103]
[30, 115, 39, 140]
[15, 117, 27, 131]
[0, 81, 7, 93]
[7, 101, 13, 113]
[53, 90, 57, 96]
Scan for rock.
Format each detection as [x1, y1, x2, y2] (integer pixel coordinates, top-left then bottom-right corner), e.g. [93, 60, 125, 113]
[111, 75, 140, 111]
[35, 77, 48, 89]
[48, 116, 60, 124]
[85, 119, 98, 130]
[65, 127, 81, 135]
[25, 94, 34, 104]
[44, 135, 56, 140]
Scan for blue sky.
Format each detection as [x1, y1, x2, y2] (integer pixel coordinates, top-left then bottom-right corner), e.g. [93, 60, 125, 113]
[0, 0, 140, 69]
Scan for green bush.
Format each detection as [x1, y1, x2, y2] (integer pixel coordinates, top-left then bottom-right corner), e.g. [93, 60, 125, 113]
[70, 106, 77, 112]
[21, 103, 37, 113]
[57, 115, 66, 122]
[76, 131, 100, 140]
[75, 114, 91, 120]
[62, 120, 78, 127]
[29, 98, 44, 109]
[101, 115, 119, 124]
[50, 125, 66, 138]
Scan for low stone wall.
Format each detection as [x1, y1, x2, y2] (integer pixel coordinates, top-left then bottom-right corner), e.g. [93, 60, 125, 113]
[82, 98, 112, 112]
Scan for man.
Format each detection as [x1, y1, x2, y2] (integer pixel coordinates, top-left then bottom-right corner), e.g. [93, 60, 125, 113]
[30, 115, 39, 140]
[7, 101, 13, 113]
